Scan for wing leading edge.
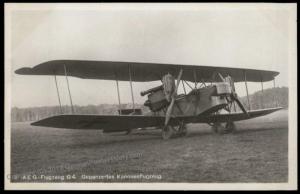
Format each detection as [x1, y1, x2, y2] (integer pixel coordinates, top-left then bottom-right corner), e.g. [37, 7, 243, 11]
[15, 60, 279, 82]
[31, 107, 283, 132]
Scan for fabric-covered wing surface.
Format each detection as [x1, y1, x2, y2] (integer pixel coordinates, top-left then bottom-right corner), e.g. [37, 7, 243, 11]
[31, 115, 167, 132]
[15, 60, 279, 82]
[194, 107, 283, 123]
[31, 107, 282, 132]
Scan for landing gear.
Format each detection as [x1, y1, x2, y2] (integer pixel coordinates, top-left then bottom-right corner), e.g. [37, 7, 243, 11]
[211, 122, 225, 134]
[172, 121, 188, 137]
[211, 121, 236, 134]
[162, 125, 174, 140]
[162, 122, 187, 140]
[225, 121, 236, 133]
[125, 129, 132, 135]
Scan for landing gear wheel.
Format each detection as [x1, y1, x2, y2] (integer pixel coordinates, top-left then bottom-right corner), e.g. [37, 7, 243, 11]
[211, 123, 226, 134]
[211, 123, 218, 133]
[125, 129, 132, 135]
[162, 125, 175, 140]
[177, 122, 187, 137]
[225, 121, 236, 133]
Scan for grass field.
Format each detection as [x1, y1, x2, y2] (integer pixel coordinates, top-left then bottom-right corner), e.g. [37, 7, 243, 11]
[10, 109, 288, 183]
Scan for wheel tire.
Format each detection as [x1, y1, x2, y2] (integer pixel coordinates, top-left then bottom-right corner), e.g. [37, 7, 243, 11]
[178, 124, 187, 137]
[211, 123, 225, 134]
[225, 121, 236, 133]
[211, 124, 219, 133]
[125, 129, 132, 135]
[162, 125, 174, 140]
[171, 122, 187, 137]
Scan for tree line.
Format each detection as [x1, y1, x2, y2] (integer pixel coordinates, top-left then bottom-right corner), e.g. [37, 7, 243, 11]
[11, 87, 288, 122]
[11, 104, 148, 122]
[239, 86, 288, 110]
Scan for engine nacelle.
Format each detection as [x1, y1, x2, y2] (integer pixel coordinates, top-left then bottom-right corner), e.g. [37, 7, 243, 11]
[142, 86, 169, 112]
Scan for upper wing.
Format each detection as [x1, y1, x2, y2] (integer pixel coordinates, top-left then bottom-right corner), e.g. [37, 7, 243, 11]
[15, 60, 279, 82]
[31, 107, 282, 132]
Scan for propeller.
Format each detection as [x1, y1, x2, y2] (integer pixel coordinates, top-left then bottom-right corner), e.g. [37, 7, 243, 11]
[164, 69, 183, 126]
[230, 93, 249, 116]
[218, 73, 249, 117]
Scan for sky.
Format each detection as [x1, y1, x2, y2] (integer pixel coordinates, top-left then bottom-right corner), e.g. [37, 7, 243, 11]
[6, 3, 296, 108]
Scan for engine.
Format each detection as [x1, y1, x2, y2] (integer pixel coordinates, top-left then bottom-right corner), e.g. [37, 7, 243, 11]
[141, 73, 176, 112]
[141, 85, 169, 112]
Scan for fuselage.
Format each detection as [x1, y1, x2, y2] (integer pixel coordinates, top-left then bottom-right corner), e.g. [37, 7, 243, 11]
[143, 83, 232, 117]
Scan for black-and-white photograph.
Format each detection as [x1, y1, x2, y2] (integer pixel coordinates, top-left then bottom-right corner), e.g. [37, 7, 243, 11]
[4, 3, 297, 190]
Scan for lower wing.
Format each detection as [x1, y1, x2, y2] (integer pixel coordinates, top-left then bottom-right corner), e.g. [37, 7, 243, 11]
[32, 115, 166, 132]
[188, 107, 283, 124]
[31, 107, 283, 132]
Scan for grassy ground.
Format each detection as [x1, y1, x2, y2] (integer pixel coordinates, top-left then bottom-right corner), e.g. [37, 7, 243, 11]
[10, 109, 288, 183]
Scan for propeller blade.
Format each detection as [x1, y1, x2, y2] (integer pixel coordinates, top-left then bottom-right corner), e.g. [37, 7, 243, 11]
[165, 69, 183, 126]
[231, 94, 249, 117]
[217, 73, 248, 117]
[165, 99, 175, 125]
[175, 69, 183, 94]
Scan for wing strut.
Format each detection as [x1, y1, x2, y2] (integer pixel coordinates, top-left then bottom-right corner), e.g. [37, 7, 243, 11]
[113, 67, 122, 115]
[183, 80, 193, 90]
[193, 69, 197, 89]
[273, 77, 278, 107]
[115, 76, 122, 115]
[244, 70, 251, 110]
[63, 64, 74, 114]
[182, 80, 187, 95]
[261, 77, 264, 109]
[128, 64, 135, 112]
[54, 75, 63, 114]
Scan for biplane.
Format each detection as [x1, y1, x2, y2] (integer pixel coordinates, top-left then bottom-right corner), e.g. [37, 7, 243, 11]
[15, 60, 282, 139]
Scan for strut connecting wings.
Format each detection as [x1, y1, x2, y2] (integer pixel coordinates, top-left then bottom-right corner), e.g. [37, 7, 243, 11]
[15, 60, 279, 82]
